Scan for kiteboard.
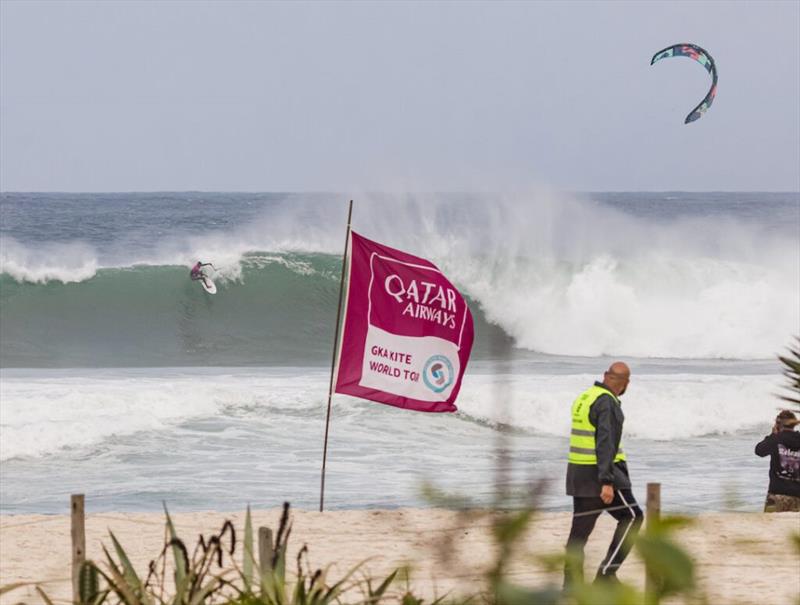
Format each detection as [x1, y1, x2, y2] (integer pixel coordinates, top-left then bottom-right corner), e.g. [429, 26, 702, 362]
[201, 276, 217, 294]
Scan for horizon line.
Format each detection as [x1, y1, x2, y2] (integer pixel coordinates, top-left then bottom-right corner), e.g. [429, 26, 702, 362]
[2, 189, 799, 195]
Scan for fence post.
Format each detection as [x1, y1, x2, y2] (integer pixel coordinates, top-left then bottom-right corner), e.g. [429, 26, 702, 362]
[258, 527, 273, 574]
[71, 494, 86, 604]
[645, 482, 661, 605]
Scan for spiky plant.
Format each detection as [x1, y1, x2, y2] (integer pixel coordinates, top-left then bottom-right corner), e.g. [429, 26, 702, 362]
[20, 502, 404, 605]
[778, 337, 800, 410]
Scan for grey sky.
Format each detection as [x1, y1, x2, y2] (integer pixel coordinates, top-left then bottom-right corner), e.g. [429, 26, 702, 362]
[1, 0, 798, 192]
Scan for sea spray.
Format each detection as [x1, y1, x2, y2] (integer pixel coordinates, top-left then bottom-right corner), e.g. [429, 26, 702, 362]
[0, 250, 794, 364]
[1, 191, 797, 362]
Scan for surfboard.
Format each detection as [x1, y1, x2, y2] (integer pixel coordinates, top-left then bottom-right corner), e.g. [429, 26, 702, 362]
[201, 277, 217, 294]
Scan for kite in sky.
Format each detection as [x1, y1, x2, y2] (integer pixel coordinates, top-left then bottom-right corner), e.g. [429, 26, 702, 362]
[651, 43, 718, 124]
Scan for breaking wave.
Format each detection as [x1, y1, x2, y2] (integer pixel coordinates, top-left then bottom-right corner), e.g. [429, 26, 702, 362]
[1, 191, 797, 364]
[0, 367, 781, 461]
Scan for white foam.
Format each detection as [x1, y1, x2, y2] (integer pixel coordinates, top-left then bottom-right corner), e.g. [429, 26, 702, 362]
[0, 237, 99, 283]
[457, 371, 782, 440]
[0, 368, 783, 461]
[0, 369, 326, 461]
[447, 252, 796, 359]
[347, 192, 798, 359]
[1, 192, 797, 359]
[146, 191, 800, 359]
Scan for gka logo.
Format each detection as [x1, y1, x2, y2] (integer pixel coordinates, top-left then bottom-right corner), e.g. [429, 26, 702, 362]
[422, 355, 454, 394]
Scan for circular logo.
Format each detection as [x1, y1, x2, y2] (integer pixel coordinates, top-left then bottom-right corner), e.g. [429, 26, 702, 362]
[422, 355, 455, 393]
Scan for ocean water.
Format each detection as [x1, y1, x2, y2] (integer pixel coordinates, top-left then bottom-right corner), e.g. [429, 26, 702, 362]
[0, 191, 798, 513]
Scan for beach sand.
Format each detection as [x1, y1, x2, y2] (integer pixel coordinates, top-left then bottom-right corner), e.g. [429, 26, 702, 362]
[1, 509, 798, 605]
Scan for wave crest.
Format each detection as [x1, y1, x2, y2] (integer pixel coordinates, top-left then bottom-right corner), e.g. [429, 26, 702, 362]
[1, 192, 797, 360]
[1, 237, 99, 283]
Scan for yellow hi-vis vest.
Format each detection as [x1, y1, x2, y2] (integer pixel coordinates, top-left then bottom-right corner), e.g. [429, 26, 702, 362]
[568, 385, 626, 465]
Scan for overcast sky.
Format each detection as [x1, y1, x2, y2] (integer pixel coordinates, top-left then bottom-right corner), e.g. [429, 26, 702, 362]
[1, 0, 798, 192]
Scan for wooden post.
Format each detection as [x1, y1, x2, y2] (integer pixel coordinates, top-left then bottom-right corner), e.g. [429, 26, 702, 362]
[258, 527, 273, 575]
[71, 494, 86, 604]
[645, 482, 661, 605]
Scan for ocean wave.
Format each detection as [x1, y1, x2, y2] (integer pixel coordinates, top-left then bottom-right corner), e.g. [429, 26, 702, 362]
[456, 372, 781, 440]
[0, 370, 325, 460]
[1, 252, 795, 364]
[0, 237, 99, 283]
[0, 368, 781, 461]
[1, 192, 797, 361]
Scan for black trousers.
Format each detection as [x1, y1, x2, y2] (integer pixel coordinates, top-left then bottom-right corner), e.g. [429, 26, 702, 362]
[563, 488, 644, 585]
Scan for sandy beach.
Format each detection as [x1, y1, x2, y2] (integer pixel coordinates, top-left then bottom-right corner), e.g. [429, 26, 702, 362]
[1, 508, 798, 605]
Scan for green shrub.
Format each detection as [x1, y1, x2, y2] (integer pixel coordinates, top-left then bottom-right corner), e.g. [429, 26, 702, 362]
[63, 502, 401, 605]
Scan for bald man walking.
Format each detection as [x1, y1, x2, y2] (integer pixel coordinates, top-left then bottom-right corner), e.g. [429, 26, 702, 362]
[563, 362, 643, 588]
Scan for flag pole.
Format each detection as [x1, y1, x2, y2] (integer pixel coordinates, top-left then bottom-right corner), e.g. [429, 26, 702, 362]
[319, 199, 353, 512]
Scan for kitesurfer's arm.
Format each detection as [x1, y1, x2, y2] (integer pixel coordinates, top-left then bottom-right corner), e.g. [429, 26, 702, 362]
[590, 396, 618, 488]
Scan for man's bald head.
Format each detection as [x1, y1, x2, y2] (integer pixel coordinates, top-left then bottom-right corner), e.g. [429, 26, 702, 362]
[604, 361, 631, 396]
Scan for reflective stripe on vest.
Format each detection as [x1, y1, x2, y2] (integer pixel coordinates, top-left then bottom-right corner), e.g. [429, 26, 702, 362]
[568, 385, 627, 465]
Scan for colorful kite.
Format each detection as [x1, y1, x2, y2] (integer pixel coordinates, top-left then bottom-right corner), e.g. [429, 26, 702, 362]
[651, 43, 718, 124]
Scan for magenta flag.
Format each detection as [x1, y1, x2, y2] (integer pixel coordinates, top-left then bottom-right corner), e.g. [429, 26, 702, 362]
[334, 232, 474, 413]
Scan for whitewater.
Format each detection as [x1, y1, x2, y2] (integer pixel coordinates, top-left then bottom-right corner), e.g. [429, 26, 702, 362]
[1, 191, 798, 513]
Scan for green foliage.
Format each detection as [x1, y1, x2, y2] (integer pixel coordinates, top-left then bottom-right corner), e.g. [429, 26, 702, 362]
[778, 337, 800, 408]
[0, 582, 30, 597]
[79, 560, 101, 605]
[776, 339, 800, 605]
[243, 506, 255, 589]
[20, 502, 402, 605]
[418, 481, 702, 605]
[794, 533, 800, 605]
[637, 517, 696, 600]
[493, 580, 562, 605]
[229, 516, 393, 605]
[164, 503, 187, 590]
[487, 508, 536, 587]
[36, 586, 58, 605]
[490, 514, 699, 605]
[4, 496, 707, 605]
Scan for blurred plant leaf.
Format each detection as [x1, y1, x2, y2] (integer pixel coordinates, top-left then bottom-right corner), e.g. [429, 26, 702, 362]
[637, 535, 695, 597]
[163, 503, 186, 589]
[244, 505, 254, 589]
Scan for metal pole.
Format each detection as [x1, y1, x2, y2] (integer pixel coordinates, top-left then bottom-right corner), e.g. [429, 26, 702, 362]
[319, 200, 353, 512]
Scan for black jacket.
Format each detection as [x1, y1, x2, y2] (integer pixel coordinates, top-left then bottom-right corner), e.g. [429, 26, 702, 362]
[566, 382, 631, 497]
[755, 429, 800, 497]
